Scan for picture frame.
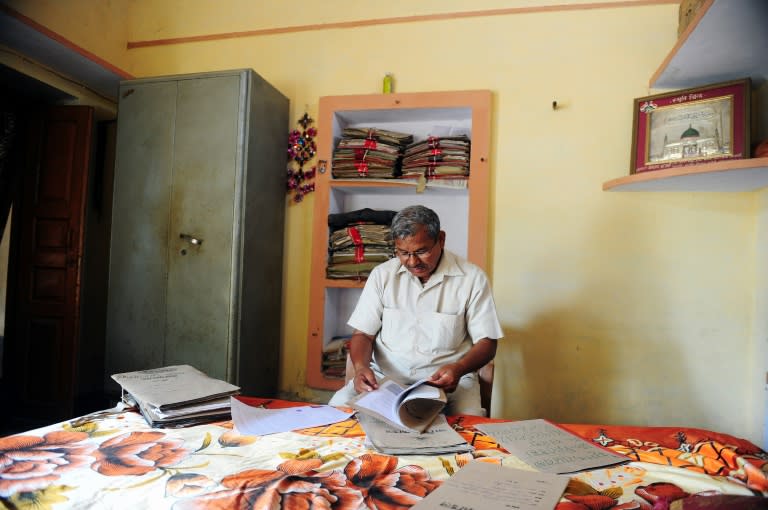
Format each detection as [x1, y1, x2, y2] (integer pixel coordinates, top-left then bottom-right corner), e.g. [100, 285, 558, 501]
[630, 78, 751, 174]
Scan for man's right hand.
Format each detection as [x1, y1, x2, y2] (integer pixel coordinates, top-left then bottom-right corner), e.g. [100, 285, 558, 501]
[349, 329, 378, 393]
[353, 366, 379, 393]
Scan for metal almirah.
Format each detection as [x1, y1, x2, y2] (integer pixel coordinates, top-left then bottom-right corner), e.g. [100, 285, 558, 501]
[105, 69, 288, 397]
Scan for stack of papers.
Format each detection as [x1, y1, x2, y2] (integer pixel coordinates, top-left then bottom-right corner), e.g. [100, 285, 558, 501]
[111, 365, 240, 428]
[331, 127, 413, 179]
[321, 336, 350, 379]
[325, 208, 397, 280]
[401, 135, 471, 182]
[349, 378, 447, 433]
[358, 413, 473, 455]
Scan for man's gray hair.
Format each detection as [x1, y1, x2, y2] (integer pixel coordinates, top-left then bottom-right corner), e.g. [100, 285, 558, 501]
[390, 205, 440, 241]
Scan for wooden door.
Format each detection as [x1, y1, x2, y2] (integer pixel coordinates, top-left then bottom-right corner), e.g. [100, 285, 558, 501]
[5, 105, 93, 422]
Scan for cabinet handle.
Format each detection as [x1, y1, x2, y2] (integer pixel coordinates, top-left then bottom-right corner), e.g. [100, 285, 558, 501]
[179, 233, 203, 246]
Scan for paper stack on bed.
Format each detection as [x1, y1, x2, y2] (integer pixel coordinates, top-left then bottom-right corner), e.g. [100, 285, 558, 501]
[349, 378, 447, 433]
[111, 365, 240, 428]
[358, 413, 473, 455]
[350, 377, 473, 455]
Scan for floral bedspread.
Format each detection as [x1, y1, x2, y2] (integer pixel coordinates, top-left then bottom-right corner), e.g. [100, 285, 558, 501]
[1, 397, 766, 509]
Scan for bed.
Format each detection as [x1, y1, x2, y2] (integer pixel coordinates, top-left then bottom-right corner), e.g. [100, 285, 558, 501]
[1, 397, 766, 509]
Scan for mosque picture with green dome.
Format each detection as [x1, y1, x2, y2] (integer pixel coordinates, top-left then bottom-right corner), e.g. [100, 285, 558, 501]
[630, 79, 750, 174]
[648, 97, 730, 164]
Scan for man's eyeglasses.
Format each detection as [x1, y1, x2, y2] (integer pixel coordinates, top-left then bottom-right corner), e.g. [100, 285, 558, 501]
[395, 241, 437, 260]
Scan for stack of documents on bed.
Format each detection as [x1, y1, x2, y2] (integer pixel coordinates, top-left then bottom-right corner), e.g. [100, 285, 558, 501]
[111, 365, 240, 428]
[349, 378, 447, 433]
[357, 413, 473, 455]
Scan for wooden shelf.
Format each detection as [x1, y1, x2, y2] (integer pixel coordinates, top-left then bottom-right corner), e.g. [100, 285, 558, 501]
[603, 158, 768, 192]
[650, 0, 768, 90]
[329, 179, 469, 195]
[323, 278, 366, 289]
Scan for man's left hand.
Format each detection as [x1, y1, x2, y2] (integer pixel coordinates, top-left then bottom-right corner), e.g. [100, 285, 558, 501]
[428, 363, 463, 393]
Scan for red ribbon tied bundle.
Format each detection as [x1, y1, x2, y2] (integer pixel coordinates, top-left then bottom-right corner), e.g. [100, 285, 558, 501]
[347, 226, 365, 262]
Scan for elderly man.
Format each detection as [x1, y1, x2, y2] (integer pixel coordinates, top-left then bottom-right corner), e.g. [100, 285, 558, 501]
[328, 205, 503, 416]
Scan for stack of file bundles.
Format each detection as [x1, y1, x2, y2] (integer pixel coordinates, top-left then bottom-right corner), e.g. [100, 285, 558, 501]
[401, 135, 471, 184]
[111, 365, 240, 428]
[326, 208, 396, 279]
[322, 335, 350, 379]
[331, 127, 413, 179]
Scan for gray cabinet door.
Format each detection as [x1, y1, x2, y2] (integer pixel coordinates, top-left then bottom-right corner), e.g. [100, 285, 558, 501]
[164, 75, 241, 380]
[107, 75, 243, 383]
[106, 81, 176, 374]
[106, 69, 287, 398]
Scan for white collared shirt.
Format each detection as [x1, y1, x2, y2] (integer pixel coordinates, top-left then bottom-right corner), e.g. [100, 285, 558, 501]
[348, 250, 504, 383]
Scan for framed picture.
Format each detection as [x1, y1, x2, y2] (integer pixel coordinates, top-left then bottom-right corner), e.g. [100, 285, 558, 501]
[630, 78, 751, 174]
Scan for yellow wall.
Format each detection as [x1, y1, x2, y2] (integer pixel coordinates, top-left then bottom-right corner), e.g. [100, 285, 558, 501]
[9, 0, 766, 447]
[756, 194, 768, 449]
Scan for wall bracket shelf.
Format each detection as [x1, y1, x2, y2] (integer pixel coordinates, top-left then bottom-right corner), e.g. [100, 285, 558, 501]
[603, 158, 768, 192]
[604, 0, 768, 193]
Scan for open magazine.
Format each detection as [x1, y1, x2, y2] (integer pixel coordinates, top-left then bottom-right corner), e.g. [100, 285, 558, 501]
[349, 378, 447, 432]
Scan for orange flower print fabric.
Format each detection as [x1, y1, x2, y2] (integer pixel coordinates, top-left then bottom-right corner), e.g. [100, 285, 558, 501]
[92, 431, 190, 476]
[0, 431, 96, 497]
[173, 452, 440, 510]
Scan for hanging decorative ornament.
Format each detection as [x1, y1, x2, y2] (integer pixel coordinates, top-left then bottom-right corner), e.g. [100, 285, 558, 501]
[286, 112, 317, 203]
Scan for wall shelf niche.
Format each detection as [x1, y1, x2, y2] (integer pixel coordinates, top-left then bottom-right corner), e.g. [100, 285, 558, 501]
[306, 90, 491, 390]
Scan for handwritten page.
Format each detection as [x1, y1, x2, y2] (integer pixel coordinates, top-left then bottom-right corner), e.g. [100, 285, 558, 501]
[475, 419, 629, 474]
[111, 365, 240, 409]
[230, 398, 353, 436]
[412, 461, 568, 510]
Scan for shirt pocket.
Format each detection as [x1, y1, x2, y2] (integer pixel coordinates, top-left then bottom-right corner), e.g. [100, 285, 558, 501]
[416, 311, 465, 355]
[380, 307, 414, 352]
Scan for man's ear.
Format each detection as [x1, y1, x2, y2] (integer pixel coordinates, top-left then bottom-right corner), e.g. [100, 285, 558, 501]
[438, 230, 446, 246]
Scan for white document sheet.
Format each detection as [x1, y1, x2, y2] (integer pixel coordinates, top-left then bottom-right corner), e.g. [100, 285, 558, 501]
[230, 398, 354, 436]
[475, 419, 629, 474]
[412, 461, 569, 510]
